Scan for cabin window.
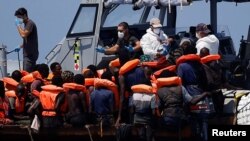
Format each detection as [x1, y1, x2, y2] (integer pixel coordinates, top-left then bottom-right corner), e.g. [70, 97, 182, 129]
[67, 4, 98, 37]
[103, 5, 144, 27]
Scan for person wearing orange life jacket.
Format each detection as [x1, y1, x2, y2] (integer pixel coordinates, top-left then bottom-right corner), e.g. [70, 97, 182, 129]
[11, 70, 23, 83]
[63, 74, 87, 128]
[129, 81, 158, 141]
[39, 83, 65, 128]
[116, 52, 152, 127]
[90, 71, 115, 126]
[0, 80, 13, 124]
[47, 62, 62, 82]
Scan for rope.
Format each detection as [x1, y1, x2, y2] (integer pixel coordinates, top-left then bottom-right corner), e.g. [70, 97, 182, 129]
[85, 124, 94, 141]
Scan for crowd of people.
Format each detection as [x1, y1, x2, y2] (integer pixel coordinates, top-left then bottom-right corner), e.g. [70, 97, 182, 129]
[1, 17, 239, 141]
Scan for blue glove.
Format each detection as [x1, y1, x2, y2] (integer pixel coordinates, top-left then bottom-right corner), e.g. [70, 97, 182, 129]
[15, 18, 22, 27]
[14, 47, 20, 52]
[96, 47, 105, 53]
[125, 46, 134, 52]
[160, 48, 168, 56]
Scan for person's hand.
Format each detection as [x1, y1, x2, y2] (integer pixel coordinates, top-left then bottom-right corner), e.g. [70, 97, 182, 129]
[14, 47, 21, 52]
[96, 47, 105, 53]
[15, 18, 22, 27]
[125, 46, 134, 52]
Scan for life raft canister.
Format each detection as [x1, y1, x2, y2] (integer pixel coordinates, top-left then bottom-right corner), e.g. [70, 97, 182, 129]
[131, 84, 154, 94]
[94, 78, 120, 110]
[119, 59, 140, 75]
[176, 54, 200, 66]
[156, 76, 182, 89]
[200, 54, 221, 64]
[39, 85, 64, 116]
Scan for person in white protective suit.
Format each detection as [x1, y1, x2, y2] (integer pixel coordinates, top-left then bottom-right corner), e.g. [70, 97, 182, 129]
[140, 17, 168, 61]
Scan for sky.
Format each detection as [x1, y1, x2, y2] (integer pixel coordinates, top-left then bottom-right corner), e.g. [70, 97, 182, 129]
[0, 0, 249, 66]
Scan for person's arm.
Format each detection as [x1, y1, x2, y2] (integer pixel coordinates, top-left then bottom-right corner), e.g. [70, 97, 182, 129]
[109, 90, 114, 113]
[27, 98, 41, 115]
[105, 44, 119, 55]
[79, 91, 87, 113]
[55, 92, 65, 114]
[17, 21, 33, 38]
[189, 92, 211, 105]
[115, 75, 125, 127]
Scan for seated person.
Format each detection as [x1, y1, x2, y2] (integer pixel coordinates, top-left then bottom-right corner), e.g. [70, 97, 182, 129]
[0, 80, 13, 124]
[64, 74, 87, 128]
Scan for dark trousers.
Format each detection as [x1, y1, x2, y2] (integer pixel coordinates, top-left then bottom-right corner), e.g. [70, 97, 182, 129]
[23, 55, 37, 73]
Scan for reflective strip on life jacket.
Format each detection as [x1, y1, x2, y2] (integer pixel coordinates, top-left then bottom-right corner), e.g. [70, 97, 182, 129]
[40, 85, 64, 116]
[176, 54, 200, 66]
[153, 65, 176, 78]
[109, 58, 120, 67]
[157, 77, 182, 88]
[131, 84, 154, 94]
[119, 59, 140, 75]
[94, 78, 119, 110]
[201, 54, 221, 64]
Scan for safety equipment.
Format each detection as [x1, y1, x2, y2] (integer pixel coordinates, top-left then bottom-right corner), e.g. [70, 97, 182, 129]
[176, 54, 200, 66]
[109, 58, 120, 67]
[125, 45, 134, 52]
[131, 84, 154, 94]
[200, 54, 221, 64]
[96, 47, 105, 53]
[15, 18, 23, 26]
[153, 28, 161, 35]
[119, 59, 140, 75]
[118, 31, 125, 39]
[153, 65, 176, 78]
[157, 76, 182, 88]
[5, 90, 25, 114]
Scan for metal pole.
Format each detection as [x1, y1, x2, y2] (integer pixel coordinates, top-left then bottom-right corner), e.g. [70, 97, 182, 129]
[210, 0, 217, 34]
[0, 44, 8, 78]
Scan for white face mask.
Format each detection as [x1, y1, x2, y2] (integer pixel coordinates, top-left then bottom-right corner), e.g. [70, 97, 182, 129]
[196, 32, 201, 39]
[153, 28, 161, 35]
[118, 31, 124, 39]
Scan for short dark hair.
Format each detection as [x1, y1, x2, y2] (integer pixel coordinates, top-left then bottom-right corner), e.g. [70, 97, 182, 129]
[11, 70, 22, 82]
[15, 7, 28, 16]
[118, 22, 129, 30]
[74, 74, 85, 85]
[50, 62, 60, 71]
[37, 63, 49, 79]
[101, 70, 112, 81]
[52, 76, 63, 87]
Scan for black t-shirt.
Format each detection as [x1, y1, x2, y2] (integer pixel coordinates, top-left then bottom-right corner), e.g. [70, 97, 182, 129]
[117, 35, 143, 59]
[23, 19, 38, 60]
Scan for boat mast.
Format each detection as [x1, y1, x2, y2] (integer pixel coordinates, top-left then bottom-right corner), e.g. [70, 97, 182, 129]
[210, 0, 217, 33]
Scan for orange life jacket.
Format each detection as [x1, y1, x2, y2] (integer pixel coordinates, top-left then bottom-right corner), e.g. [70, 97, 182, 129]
[109, 58, 120, 67]
[156, 77, 182, 89]
[119, 59, 140, 75]
[20, 70, 29, 77]
[153, 65, 176, 78]
[39, 85, 64, 116]
[131, 84, 154, 94]
[176, 54, 200, 66]
[200, 54, 221, 64]
[94, 78, 120, 110]
[85, 78, 95, 87]
[5, 90, 25, 114]
[3, 77, 18, 90]
[21, 71, 42, 83]
[0, 97, 9, 118]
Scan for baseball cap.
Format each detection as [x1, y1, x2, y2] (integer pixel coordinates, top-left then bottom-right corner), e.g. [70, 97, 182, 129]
[196, 23, 211, 34]
[150, 18, 162, 28]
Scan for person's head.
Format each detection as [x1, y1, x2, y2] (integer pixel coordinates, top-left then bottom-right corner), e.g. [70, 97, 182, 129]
[150, 17, 162, 35]
[37, 63, 49, 79]
[179, 38, 197, 55]
[196, 23, 211, 39]
[50, 62, 62, 77]
[117, 22, 129, 39]
[16, 83, 26, 99]
[82, 68, 95, 78]
[11, 70, 22, 82]
[87, 65, 98, 77]
[62, 70, 74, 83]
[101, 70, 113, 81]
[74, 74, 85, 85]
[200, 47, 210, 58]
[51, 75, 64, 87]
[0, 80, 4, 98]
[14, 7, 28, 23]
